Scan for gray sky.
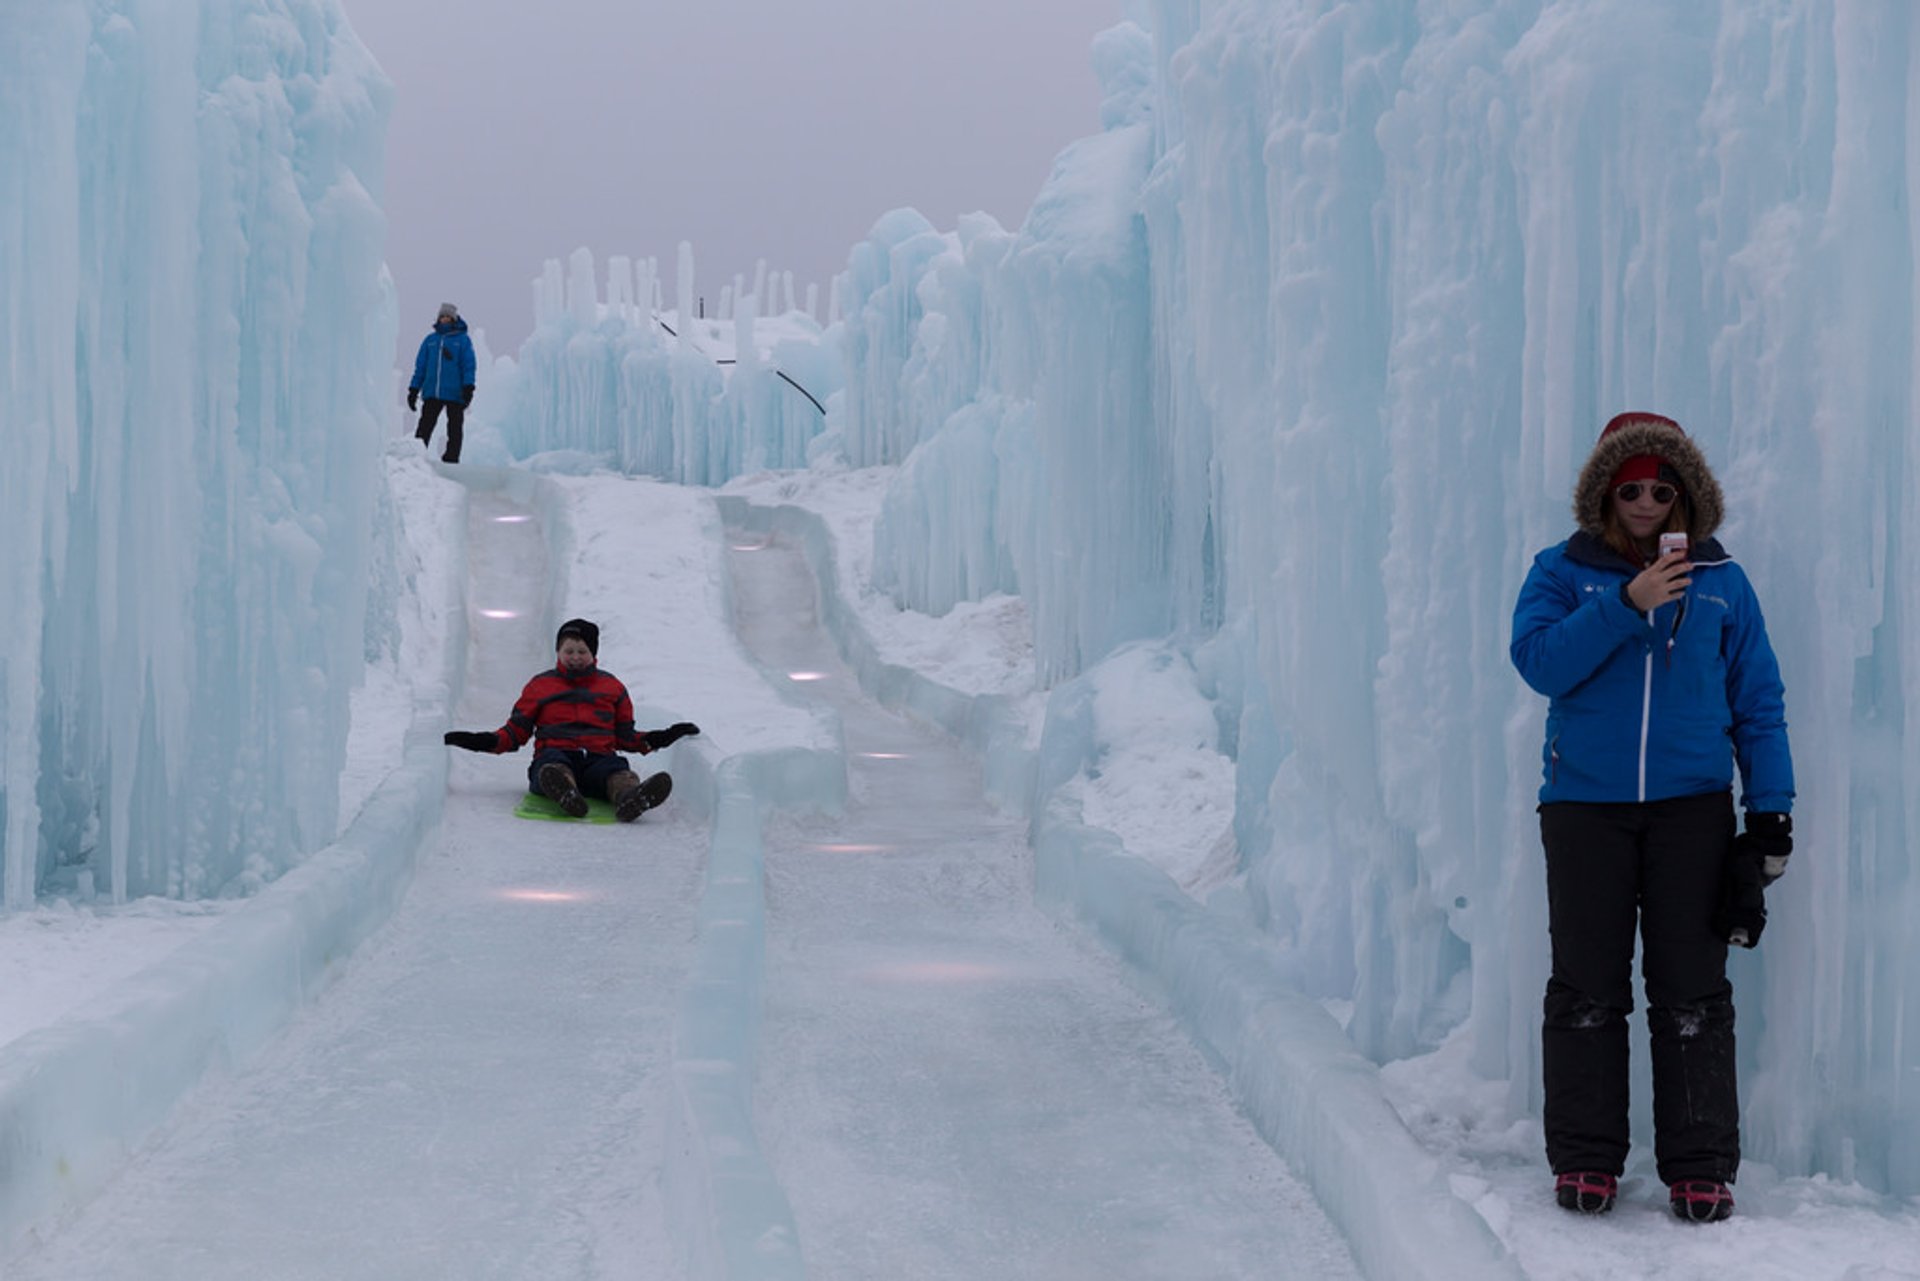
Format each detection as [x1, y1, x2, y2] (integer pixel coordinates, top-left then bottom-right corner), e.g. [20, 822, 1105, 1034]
[342, 1, 1124, 356]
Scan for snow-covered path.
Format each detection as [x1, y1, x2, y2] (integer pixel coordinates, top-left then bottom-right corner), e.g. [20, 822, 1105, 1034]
[728, 533, 1362, 1279]
[4, 492, 704, 1280]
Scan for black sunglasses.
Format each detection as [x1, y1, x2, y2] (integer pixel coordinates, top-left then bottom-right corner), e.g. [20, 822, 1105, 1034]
[1614, 481, 1678, 505]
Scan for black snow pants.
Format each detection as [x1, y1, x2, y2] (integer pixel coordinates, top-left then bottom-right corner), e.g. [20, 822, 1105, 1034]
[1540, 790, 1739, 1185]
[416, 397, 465, 463]
[527, 746, 632, 801]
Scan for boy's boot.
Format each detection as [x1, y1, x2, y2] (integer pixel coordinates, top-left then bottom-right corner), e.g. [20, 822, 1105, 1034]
[537, 763, 588, 818]
[606, 770, 644, 822]
[607, 769, 671, 822]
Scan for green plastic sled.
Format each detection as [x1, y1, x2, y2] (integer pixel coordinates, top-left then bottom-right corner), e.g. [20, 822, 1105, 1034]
[513, 792, 618, 824]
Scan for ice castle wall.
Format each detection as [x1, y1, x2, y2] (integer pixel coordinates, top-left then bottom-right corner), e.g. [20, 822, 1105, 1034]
[0, 1, 393, 907]
[850, 24, 1179, 686]
[842, 2, 1920, 1194]
[492, 248, 840, 483]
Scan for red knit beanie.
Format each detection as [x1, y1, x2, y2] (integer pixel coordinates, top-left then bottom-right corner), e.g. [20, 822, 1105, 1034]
[1602, 412, 1683, 489]
[1611, 454, 1665, 486]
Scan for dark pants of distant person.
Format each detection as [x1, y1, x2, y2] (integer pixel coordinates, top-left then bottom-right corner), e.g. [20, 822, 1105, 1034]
[1539, 791, 1739, 1185]
[527, 747, 634, 801]
[416, 397, 465, 463]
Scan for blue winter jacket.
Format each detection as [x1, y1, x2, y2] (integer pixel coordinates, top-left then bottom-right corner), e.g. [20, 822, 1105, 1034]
[1510, 532, 1793, 813]
[410, 317, 476, 402]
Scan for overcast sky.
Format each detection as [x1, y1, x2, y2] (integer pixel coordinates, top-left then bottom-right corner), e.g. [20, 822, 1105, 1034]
[341, 1, 1125, 357]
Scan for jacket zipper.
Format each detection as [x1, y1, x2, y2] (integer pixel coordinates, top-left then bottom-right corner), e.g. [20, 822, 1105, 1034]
[1637, 606, 1654, 801]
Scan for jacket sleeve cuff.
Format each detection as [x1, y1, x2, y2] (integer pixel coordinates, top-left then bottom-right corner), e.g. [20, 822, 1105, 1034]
[1599, 583, 1647, 631]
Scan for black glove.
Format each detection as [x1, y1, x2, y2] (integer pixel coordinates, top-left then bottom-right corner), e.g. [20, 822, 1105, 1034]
[407, 388, 419, 411]
[642, 722, 700, 751]
[1739, 812, 1792, 886]
[1712, 840, 1767, 948]
[461, 384, 475, 408]
[443, 730, 496, 753]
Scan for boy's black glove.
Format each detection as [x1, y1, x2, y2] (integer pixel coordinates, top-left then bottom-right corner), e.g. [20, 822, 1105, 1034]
[1739, 812, 1792, 885]
[407, 388, 419, 411]
[443, 730, 495, 753]
[461, 384, 475, 407]
[643, 722, 700, 751]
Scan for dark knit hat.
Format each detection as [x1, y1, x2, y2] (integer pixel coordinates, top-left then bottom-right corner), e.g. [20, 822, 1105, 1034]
[1574, 412, 1723, 540]
[555, 618, 599, 656]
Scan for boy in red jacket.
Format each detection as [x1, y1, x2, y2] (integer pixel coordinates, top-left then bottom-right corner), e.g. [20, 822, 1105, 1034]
[443, 618, 699, 821]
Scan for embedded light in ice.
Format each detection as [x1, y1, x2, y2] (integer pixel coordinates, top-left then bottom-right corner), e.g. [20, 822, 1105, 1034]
[479, 609, 519, 619]
[492, 514, 532, 524]
[498, 889, 587, 903]
[857, 752, 909, 760]
[729, 541, 768, 551]
[787, 671, 827, 682]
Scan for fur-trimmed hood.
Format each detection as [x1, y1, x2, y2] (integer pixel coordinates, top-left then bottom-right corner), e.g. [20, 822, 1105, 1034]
[1572, 414, 1724, 540]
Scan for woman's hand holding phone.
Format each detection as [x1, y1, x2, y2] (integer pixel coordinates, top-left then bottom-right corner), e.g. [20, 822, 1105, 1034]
[1627, 540, 1692, 612]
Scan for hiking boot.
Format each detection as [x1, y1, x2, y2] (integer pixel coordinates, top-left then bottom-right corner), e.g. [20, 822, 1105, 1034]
[1669, 1179, 1734, 1222]
[537, 763, 588, 818]
[606, 770, 645, 822]
[608, 769, 671, 822]
[1555, 1171, 1617, 1214]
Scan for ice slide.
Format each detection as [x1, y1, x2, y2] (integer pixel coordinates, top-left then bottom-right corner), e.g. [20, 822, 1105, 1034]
[727, 532, 1360, 1280]
[4, 481, 1358, 1279]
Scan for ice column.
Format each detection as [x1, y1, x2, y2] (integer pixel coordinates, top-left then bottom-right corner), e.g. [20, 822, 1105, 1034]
[0, 0, 393, 906]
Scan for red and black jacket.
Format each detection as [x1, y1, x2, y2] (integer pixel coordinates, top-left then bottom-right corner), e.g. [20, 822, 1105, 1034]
[484, 664, 653, 756]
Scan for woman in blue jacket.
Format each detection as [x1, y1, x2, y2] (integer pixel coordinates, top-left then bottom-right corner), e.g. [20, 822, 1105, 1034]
[1510, 412, 1794, 1224]
[407, 303, 477, 463]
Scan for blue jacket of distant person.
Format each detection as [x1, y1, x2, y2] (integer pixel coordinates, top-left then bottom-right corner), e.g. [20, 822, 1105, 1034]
[1510, 420, 1793, 814]
[410, 316, 476, 402]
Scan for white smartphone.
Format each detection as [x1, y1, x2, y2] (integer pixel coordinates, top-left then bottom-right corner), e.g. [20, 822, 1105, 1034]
[1659, 532, 1689, 560]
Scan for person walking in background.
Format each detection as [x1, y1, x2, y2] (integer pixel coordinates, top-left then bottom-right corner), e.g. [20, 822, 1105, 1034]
[407, 302, 476, 463]
[442, 618, 700, 822]
[1510, 412, 1794, 1224]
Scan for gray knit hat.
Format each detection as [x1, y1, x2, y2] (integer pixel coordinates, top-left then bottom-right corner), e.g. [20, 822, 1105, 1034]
[437, 302, 459, 320]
